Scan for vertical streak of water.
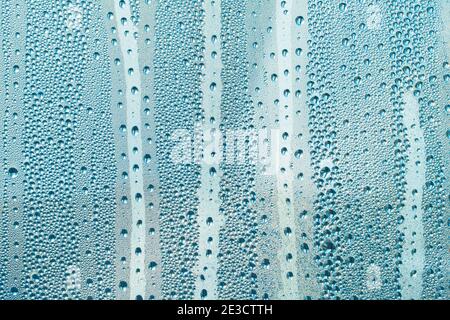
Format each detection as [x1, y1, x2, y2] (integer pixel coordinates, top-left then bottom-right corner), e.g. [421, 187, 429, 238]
[291, 0, 320, 299]
[1, 0, 28, 298]
[113, 0, 146, 299]
[248, 0, 279, 299]
[0, 0, 11, 299]
[138, 0, 163, 300]
[441, 0, 450, 55]
[399, 92, 426, 299]
[274, 0, 299, 299]
[194, 0, 223, 300]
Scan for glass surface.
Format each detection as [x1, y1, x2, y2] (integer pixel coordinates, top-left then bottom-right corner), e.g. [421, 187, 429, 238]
[0, 0, 448, 300]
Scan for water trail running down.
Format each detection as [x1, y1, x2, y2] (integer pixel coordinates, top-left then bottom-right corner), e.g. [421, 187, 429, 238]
[113, 0, 147, 299]
[194, 0, 224, 300]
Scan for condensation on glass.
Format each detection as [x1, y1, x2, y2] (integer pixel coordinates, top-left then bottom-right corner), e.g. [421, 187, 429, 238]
[0, 0, 448, 300]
